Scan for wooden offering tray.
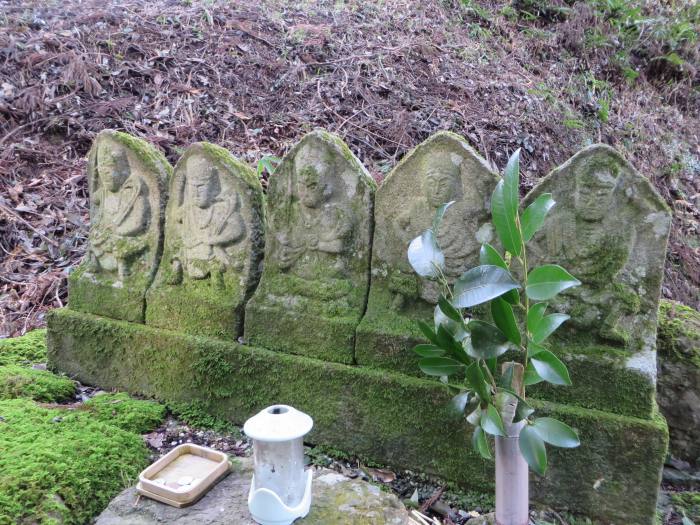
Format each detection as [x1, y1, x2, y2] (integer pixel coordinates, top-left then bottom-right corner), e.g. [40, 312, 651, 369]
[137, 444, 230, 507]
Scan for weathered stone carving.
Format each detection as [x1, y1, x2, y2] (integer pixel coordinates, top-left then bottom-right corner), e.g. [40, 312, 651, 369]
[146, 143, 264, 338]
[244, 130, 375, 363]
[524, 144, 671, 376]
[69, 130, 171, 323]
[355, 132, 499, 373]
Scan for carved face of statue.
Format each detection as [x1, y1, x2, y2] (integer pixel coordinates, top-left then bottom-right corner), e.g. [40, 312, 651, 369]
[296, 162, 329, 209]
[186, 155, 220, 209]
[425, 166, 460, 208]
[575, 167, 617, 222]
[97, 143, 130, 193]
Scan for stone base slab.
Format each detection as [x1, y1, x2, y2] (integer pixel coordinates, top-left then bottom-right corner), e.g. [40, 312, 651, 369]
[146, 284, 245, 339]
[48, 308, 667, 525]
[244, 303, 357, 364]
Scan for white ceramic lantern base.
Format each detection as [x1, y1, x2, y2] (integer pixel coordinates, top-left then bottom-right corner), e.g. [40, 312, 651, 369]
[247, 469, 313, 525]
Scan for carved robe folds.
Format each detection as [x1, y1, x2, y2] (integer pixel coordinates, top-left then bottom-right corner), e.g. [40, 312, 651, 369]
[68, 130, 171, 323]
[244, 131, 376, 363]
[145, 143, 264, 338]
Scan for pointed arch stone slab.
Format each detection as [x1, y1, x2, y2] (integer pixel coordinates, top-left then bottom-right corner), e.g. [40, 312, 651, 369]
[68, 130, 171, 323]
[355, 131, 499, 373]
[244, 130, 376, 363]
[145, 143, 265, 339]
[523, 144, 672, 386]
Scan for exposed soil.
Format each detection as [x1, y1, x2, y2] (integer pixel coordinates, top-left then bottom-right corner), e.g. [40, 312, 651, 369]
[1, 0, 698, 336]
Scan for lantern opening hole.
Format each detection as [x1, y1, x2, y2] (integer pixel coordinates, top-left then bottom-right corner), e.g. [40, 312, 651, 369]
[268, 406, 288, 415]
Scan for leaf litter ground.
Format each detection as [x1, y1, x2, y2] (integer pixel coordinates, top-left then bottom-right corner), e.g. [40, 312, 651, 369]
[0, 0, 698, 337]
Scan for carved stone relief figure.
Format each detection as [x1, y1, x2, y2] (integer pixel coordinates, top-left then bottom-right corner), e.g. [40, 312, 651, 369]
[355, 131, 499, 374]
[525, 144, 671, 366]
[69, 130, 171, 323]
[146, 143, 264, 339]
[244, 130, 375, 363]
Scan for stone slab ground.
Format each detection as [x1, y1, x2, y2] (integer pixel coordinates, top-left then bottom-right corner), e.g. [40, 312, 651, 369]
[95, 456, 408, 525]
[48, 308, 667, 525]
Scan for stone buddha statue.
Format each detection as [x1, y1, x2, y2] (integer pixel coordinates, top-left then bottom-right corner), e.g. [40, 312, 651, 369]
[169, 154, 246, 283]
[87, 141, 150, 281]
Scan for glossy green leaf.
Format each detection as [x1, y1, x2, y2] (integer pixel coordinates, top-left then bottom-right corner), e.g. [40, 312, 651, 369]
[531, 313, 570, 344]
[466, 406, 482, 425]
[434, 304, 468, 341]
[524, 362, 543, 385]
[486, 357, 498, 376]
[521, 193, 555, 242]
[530, 350, 572, 385]
[448, 391, 471, 419]
[481, 404, 506, 436]
[503, 149, 521, 221]
[433, 201, 456, 235]
[532, 417, 580, 448]
[436, 325, 470, 365]
[491, 297, 521, 345]
[438, 296, 463, 323]
[515, 397, 535, 422]
[527, 342, 546, 358]
[417, 320, 440, 346]
[418, 357, 465, 377]
[408, 230, 445, 279]
[480, 244, 519, 304]
[412, 344, 445, 358]
[526, 265, 581, 301]
[527, 302, 548, 334]
[479, 243, 508, 268]
[491, 180, 522, 257]
[467, 320, 511, 359]
[453, 265, 521, 308]
[519, 424, 547, 475]
[472, 426, 492, 459]
[466, 361, 491, 403]
[256, 155, 282, 178]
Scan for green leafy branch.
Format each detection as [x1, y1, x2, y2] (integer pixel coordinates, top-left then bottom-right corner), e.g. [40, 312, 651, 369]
[407, 149, 582, 475]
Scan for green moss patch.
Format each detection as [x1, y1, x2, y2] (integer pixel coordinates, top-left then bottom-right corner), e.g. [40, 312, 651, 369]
[0, 398, 153, 525]
[658, 299, 700, 368]
[0, 329, 47, 366]
[0, 365, 75, 403]
[671, 492, 700, 522]
[76, 392, 165, 434]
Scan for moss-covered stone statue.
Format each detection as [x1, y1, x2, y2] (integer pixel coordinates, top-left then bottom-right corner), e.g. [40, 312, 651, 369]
[69, 130, 171, 323]
[244, 130, 375, 363]
[355, 132, 499, 373]
[145, 143, 265, 338]
[524, 145, 672, 373]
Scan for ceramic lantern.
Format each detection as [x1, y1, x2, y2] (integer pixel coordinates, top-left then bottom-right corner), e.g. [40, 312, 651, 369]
[243, 405, 313, 525]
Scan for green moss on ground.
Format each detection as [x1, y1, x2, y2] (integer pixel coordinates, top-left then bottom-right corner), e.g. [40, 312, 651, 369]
[671, 492, 700, 522]
[0, 329, 47, 366]
[76, 392, 165, 434]
[0, 365, 75, 403]
[658, 299, 700, 368]
[0, 398, 154, 525]
[167, 400, 241, 434]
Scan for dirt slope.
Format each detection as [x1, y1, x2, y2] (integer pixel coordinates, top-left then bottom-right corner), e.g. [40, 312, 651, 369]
[0, 0, 698, 336]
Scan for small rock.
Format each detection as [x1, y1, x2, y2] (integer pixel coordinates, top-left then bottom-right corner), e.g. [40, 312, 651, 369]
[52, 417, 62, 423]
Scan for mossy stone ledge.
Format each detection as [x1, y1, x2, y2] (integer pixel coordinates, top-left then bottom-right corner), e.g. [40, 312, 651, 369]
[48, 307, 667, 525]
